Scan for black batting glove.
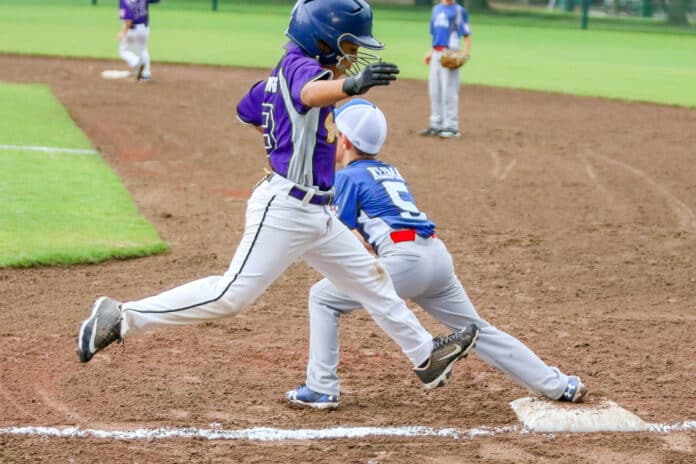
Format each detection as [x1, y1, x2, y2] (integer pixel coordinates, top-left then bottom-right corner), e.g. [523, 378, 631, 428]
[342, 62, 400, 96]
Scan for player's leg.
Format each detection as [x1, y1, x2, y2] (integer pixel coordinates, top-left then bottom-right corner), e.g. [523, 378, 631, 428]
[135, 26, 151, 79]
[411, 239, 571, 400]
[119, 184, 318, 335]
[427, 51, 444, 131]
[440, 67, 460, 135]
[303, 221, 434, 368]
[118, 29, 140, 70]
[303, 278, 361, 397]
[78, 180, 321, 365]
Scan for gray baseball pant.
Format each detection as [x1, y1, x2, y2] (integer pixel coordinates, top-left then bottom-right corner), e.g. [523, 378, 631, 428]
[305, 234, 569, 400]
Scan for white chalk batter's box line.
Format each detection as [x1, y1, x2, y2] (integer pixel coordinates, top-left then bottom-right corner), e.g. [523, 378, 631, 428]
[0, 421, 694, 442]
[0, 144, 98, 155]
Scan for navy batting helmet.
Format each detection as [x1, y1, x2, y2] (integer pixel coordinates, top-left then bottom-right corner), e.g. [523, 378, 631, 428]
[286, 0, 383, 69]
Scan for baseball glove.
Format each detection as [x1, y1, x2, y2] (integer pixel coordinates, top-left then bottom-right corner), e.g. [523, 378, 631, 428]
[440, 50, 469, 70]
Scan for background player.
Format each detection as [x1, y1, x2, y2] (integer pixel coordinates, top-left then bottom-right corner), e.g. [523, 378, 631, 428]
[420, 0, 471, 138]
[78, 0, 479, 400]
[286, 99, 588, 409]
[118, 0, 159, 81]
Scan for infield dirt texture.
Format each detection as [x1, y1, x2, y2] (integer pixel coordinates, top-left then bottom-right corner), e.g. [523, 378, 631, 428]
[0, 55, 694, 463]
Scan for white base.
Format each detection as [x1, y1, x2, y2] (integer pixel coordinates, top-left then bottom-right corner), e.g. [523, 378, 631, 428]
[101, 70, 131, 80]
[510, 397, 649, 433]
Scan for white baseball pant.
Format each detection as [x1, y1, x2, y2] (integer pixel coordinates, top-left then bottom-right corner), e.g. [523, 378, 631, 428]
[119, 24, 151, 78]
[119, 174, 434, 367]
[305, 234, 570, 400]
[428, 49, 461, 131]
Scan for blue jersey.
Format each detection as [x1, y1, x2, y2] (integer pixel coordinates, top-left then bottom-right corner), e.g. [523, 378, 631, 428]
[237, 43, 337, 191]
[119, 0, 159, 27]
[334, 159, 435, 248]
[430, 3, 470, 49]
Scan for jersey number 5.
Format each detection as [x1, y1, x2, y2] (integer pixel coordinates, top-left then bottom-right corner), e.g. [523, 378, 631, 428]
[382, 181, 427, 220]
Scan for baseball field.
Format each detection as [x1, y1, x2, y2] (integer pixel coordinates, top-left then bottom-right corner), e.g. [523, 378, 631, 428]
[1, 1, 695, 463]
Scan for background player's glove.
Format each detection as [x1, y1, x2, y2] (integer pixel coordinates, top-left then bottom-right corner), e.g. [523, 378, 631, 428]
[342, 62, 399, 96]
[440, 51, 469, 70]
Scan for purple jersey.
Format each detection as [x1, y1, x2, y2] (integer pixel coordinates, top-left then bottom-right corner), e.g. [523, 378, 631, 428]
[119, 0, 159, 27]
[237, 43, 337, 191]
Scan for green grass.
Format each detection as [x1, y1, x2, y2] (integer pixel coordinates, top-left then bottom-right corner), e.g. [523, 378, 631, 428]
[1, 1, 695, 106]
[0, 83, 167, 267]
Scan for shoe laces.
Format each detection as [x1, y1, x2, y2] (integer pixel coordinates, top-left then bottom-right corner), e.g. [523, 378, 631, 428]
[432, 331, 462, 349]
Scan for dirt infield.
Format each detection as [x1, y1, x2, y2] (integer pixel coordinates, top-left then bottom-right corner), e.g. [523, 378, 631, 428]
[0, 55, 694, 463]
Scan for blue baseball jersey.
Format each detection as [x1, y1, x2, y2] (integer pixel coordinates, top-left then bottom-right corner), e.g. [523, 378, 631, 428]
[236, 43, 337, 191]
[334, 159, 435, 247]
[430, 3, 470, 49]
[119, 0, 159, 27]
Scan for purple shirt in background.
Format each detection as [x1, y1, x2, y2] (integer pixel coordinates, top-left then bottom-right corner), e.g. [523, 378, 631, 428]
[237, 44, 337, 191]
[119, 0, 159, 27]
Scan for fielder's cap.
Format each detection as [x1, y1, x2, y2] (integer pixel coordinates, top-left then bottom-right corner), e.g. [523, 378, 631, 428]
[335, 98, 387, 155]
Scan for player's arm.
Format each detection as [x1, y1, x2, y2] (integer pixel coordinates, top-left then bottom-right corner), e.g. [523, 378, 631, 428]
[300, 62, 400, 107]
[237, 80, 265, 131]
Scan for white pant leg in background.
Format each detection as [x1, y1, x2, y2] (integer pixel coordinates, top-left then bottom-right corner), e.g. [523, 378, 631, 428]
[118, 24, 151, 77]
[306, 236, 569, 399]
[428, 50, 461, 131]
[121, 175, 433, 372]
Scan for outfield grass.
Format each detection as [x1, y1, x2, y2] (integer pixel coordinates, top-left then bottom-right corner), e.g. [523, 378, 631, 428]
[0, 83, 167, 267]
[1, 1, 695, 106]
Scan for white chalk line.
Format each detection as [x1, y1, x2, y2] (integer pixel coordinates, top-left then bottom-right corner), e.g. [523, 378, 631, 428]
[0, 421, 694, 442]
[0, 144, 98, 155]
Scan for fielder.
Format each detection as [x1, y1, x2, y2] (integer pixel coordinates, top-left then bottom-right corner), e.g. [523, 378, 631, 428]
[78, 0, 480, 399]
[286, 99, 588, 409]
[420, 0, 471, 139]
[118, 0, 159, 81]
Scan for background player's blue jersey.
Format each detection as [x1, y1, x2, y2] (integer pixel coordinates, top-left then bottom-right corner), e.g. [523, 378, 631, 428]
[334, 159, 435, 248]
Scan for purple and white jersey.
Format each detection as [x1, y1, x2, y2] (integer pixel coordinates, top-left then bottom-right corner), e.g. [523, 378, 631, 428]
[119, 0, 159, 27]
[237, 43, 336, 191]
[430, 3, 470, 49]
[334, 159, 435, 248]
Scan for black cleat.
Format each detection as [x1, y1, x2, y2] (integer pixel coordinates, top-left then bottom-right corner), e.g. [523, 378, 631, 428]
[414, 324, 479, 390]
[77, 297, 123, 363]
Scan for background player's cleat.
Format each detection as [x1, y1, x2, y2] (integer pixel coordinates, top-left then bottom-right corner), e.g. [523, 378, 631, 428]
[438, 128, 461, 138]
[134, 62, 145, 81]
[559, 376, 588, 403]
[138, 75, 151, 83]
[415, 324, 479, 390]
[286, 384, 340, 410]
[419, 126, 441, 136]
[77, 297, 123, 363]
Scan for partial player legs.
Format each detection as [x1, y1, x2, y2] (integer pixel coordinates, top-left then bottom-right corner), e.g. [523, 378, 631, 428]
[303, 223, 434, 367]
[427, 51, 444, 130]
[118, 25, 151, 80]
[118, 182, 319, 336]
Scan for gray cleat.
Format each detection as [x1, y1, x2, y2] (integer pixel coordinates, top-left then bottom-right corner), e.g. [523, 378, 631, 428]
[414, 324, 479, 390]
[77, 297, 123, 363]
[559, 375, 588, 403]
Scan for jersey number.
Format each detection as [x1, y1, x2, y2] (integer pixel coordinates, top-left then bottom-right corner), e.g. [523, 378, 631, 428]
[261, 103, 277, 151]
[382, 181, 427, 220]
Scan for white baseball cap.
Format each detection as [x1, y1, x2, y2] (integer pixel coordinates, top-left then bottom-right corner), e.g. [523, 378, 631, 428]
[335, 99, 387, 155]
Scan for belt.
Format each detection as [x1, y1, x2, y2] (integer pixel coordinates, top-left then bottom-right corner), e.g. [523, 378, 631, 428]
[288, 185, 334, 206]
[389, 229, 436, 243]
[433, 46, 447, 51]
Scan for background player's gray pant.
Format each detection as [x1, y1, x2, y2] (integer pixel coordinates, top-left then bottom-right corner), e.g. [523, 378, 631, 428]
[428, 50, 461, 131]
[306, 235, 569, 400]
